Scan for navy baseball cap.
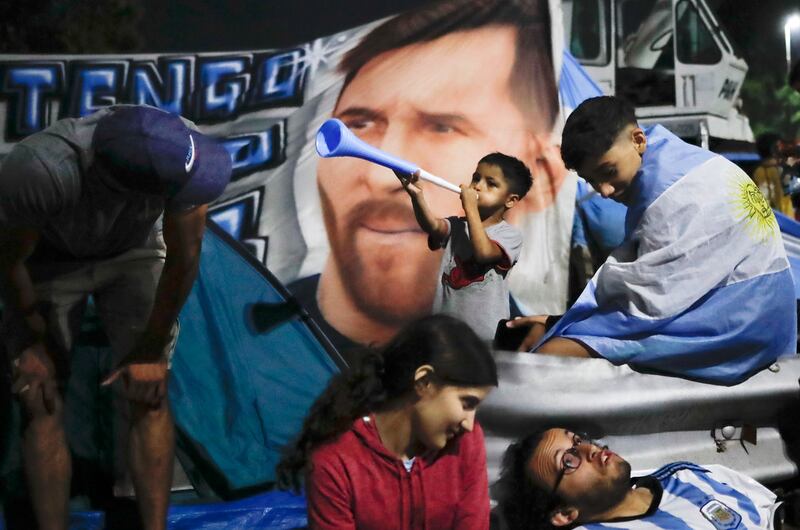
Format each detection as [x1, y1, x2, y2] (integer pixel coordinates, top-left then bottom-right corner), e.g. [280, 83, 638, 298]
[93, 105, 232, 206]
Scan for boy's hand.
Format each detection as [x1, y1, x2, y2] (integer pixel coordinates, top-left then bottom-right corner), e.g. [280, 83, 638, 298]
[506, 315, 549, 351]
[460, 184, 479, 213]
[395, 170, 423, 198]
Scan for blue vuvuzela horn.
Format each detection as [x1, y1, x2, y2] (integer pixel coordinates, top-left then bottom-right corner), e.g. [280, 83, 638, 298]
[315, 118, 461, 194]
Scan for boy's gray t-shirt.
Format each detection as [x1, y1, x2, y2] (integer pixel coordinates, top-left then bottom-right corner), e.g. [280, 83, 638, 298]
[0, 105, 193, 279]
[432, 217, 522, 341]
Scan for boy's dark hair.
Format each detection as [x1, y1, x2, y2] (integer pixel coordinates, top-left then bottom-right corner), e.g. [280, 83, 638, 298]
[561, 96, 638, 171]
[338, 0, 558, 133]
[480, 152, 533, 198]
[789, 60, 800, 88]
[496, 430, 559, 530]
[755, 132, 781, 160]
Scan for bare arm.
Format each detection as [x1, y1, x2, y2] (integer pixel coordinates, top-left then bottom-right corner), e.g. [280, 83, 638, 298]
[397, 171, 449, 247]
[102, 205, 208, 406]
[0, 227, 60, 411]
[134, 205, 208, 360]
[504, 317, 593, 357]
[535, 337, 593, 357]
[460, 184, 503, 264]
[0, 227, 45, 343]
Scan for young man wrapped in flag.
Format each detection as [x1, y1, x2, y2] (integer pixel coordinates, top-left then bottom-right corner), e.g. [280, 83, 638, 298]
[512, 96, 796, 385]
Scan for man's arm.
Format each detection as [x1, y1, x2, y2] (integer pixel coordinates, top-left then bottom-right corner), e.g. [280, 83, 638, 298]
[397, 170, 449, 247]
[504, 316, 593, 356]
[0, 227, 44, 341]
[138, 204, 207, 357]
[102, 205, 208, 405]
[0, 227, 59, 412]
[535, 337, 592, 357]
[460, 184, 503, 264]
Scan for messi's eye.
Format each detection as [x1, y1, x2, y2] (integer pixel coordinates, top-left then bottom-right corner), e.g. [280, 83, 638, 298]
[431, 122, 455, 133]
[346, 118, 372, 131]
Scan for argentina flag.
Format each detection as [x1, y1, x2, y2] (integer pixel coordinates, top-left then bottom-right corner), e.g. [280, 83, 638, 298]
[539, 125, 797, 385]
[577, 462, 779, 529]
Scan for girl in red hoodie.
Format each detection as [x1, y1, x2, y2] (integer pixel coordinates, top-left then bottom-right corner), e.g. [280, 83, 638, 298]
[278, 314, 498, 530]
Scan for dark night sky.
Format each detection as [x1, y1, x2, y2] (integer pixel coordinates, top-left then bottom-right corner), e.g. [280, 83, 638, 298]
[709, 0, 800, 81]
[139, 0, 432, 51]
[138, 0, 800, 81]
[3, 0, 799, 124]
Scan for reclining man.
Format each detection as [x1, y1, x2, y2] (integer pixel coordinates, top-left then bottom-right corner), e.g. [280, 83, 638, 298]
[497, 427, 784, 529]
[509, 96, 796, 385]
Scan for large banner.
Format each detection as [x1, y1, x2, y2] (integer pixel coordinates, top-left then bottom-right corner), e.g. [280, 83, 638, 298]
[0, 0, 577, 353]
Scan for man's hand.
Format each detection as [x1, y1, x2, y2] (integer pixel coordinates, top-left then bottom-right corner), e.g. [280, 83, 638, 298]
[506, 315, 549, 352]
[395, 170, 423, 198]
[102, 352, 169, 408]
[11, 341, 58, 414]
[460, 184, 479, 214]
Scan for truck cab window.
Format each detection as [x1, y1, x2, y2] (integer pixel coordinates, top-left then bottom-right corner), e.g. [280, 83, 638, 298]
[570, 0, 607, 65]
[675, 0, 722, 65]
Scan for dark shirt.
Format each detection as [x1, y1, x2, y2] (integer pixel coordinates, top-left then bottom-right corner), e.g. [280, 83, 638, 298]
[287, 274, 360, 366]
[289, 273, 525, 360]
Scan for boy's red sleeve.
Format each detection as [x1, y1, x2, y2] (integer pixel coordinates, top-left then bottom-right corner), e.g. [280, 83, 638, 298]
[428, 217, 453, 250]
[490, 240, 513, 271]
[454, 422, 491, 530]
[489, 222, 522, 272]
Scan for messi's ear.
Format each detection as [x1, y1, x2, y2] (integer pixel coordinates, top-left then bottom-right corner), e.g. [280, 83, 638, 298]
[506, 132, 567, 221]
[550, 506, 579, 527]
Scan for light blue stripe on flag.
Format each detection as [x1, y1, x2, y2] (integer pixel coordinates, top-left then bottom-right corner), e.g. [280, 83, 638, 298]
[547, 268, 795, 384]
[540, 126, 797, 385]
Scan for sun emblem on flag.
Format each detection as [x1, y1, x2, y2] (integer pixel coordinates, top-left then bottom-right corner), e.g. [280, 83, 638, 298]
[732, 176, 777, 242]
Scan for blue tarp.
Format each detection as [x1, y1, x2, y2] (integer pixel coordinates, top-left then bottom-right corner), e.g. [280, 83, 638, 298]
[0, 491, 308, 530]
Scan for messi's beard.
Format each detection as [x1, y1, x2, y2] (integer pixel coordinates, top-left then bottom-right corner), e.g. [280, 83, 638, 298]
[321, 193, 441, 325]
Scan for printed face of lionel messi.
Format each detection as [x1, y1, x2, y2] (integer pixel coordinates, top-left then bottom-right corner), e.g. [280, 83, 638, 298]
[316, 26, 540, 340]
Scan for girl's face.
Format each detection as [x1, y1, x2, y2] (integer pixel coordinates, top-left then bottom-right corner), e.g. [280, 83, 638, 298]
[412, 383, 492, 451]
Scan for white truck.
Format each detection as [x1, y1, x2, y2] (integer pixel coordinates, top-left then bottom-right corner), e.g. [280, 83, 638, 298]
[562, 0, 755, 152]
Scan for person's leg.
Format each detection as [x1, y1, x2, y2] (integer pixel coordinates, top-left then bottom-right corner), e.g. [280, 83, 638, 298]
[3, 273, 88, 530]
[126, 400, 174, 530]
[19, 377, 70, 530]
[93, 241, 175, 530]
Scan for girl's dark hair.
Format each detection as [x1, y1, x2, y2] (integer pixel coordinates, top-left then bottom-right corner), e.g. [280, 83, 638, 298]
[277, 314, 498, 491]
[496, 430, 559, 530]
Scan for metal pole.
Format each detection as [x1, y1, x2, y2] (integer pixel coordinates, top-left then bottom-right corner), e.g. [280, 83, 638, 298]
[787, 21, 793, 75]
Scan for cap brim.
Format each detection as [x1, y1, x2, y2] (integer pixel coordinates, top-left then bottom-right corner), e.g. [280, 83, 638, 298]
[171, 133, 233, 206]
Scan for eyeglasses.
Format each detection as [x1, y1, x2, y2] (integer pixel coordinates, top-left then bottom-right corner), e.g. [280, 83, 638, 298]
[550, 432, 607, 496]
